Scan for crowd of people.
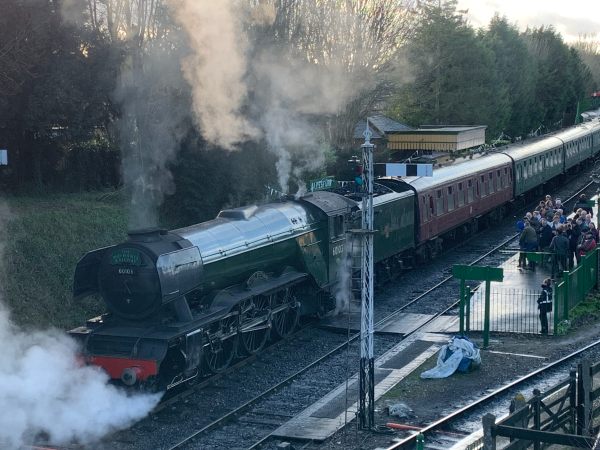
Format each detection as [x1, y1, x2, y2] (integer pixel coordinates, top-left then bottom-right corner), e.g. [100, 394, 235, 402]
[518, 194, 597, 277]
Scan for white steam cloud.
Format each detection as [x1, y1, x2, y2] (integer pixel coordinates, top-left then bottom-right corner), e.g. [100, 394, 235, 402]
[0, 201, 161, 449]
[0, 312, 162, 449]
[253, 51, 354, 192]
[115, 45, 191, 229]
[171, 0, 260, 149]
[332, 242, 357, 316]
[171, 0, 359, 194]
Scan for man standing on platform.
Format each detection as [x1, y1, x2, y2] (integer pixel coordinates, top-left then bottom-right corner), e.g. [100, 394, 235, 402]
[537, 278, 553, 334]
[549, 226, 569, 277]
[519, 221, 538, 270]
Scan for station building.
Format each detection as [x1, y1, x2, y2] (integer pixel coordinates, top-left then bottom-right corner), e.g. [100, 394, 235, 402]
[353, 115, 487, 166]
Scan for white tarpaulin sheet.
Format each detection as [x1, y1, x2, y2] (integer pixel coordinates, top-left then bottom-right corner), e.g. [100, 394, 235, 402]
[420, 336, 481, 379]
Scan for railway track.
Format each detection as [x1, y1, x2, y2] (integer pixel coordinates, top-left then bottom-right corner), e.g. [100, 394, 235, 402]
[381, 337, 600, 449]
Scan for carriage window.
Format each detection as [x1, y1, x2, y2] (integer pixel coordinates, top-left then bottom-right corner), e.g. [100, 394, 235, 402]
[436, 189, 444, 214]
[458, 182, 465, 206]
[480, 175, 486, 196]
[488, 172, 494, 193]
[468, 179, 474, 203]
[429, 195, 435, 216]
[447, 186, 455, 211]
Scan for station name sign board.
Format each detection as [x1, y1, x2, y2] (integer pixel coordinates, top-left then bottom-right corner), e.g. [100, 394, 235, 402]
[309, 176, 337, 192]
[452, 265, 503, 282]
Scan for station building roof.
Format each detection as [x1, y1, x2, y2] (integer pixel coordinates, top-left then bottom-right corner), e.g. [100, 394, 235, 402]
[387, 125, 487, 152]
[353, 115, 413, 140]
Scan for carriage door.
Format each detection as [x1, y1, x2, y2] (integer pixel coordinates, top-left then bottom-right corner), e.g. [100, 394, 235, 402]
[329, 215, 347, 283]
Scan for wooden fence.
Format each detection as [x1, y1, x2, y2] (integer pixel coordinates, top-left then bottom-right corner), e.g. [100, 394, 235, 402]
[467, 359, 600, 449]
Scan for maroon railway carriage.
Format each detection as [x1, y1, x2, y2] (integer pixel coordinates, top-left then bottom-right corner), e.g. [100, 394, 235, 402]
[379, 153, 514, 260]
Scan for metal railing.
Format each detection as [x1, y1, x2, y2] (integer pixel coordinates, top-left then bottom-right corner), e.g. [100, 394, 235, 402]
[554, 247, 600, 330]
[460, 249, 599, 338]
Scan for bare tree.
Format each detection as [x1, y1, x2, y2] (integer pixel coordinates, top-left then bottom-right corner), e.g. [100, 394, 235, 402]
[254, 0, 417, 151]
[573, 34, 600, 88]
[86, 0, 168, 44]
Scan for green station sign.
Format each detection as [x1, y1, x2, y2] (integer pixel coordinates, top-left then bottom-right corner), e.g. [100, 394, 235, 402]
[452, 265, 503, 282]
[309, 176, 337, 192]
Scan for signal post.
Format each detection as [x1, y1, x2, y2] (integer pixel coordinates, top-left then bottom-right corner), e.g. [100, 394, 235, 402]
[358, 122, 375, 429]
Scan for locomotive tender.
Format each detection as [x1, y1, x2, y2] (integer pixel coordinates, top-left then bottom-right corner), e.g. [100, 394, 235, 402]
[69, 120, 600, 390]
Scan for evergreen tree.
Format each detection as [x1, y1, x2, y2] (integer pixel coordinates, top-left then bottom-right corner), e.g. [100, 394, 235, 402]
[481, 16, 536, 139]
[388, 0, 509, 139]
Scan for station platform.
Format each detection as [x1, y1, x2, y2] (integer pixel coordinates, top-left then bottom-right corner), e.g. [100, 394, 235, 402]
[272, 332, 450, 441]
[321, 248, 556, 337]
[467, 252, 555, 334]
[319, 310, 459, 335]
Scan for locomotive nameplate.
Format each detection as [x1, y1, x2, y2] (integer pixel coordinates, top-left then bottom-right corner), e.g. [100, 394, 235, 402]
[111, 248, 142, 266]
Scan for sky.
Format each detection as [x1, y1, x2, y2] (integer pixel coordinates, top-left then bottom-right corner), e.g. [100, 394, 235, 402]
[456, 0, 600, 43]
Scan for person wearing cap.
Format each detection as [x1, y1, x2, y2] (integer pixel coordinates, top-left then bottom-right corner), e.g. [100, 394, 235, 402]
[537, 278, 553, 334]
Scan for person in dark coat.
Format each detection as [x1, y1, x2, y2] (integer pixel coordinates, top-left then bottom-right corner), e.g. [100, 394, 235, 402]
[538, 218, 553, 250]
[549, 227, 569, 277]
[519, 221, 538, 270]
[567, 221, 581, 270]
[537, 278, 553, 334]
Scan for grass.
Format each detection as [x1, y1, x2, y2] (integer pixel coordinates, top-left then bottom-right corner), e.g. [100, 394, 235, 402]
[559, 291, 600, 333]
[0, 191, 128, 329]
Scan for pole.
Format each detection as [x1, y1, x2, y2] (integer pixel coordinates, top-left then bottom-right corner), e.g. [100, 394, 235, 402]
[459, 278, 465, 334]
[484, 279, 491, 348]
[359, 119, 375, 429]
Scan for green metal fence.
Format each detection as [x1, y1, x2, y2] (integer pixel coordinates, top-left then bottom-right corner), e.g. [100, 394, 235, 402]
[459, 249, 599, 339]
[465, 288, 554, 335]
[553, 248, 600, 331]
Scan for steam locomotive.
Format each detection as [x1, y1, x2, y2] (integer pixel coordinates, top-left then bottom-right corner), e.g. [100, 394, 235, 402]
[69, 120, 600, 390]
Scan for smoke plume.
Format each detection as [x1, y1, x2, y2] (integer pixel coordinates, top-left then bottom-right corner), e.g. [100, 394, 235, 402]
[170, 0, 260, 149]
[115, 43, 191, 229]
[171, 0, 361, 194]
[331, 244, 360, 316]
[252, 49, 354, 192]
[0, 201, 161, 449]
[0, 311, 162, 449]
